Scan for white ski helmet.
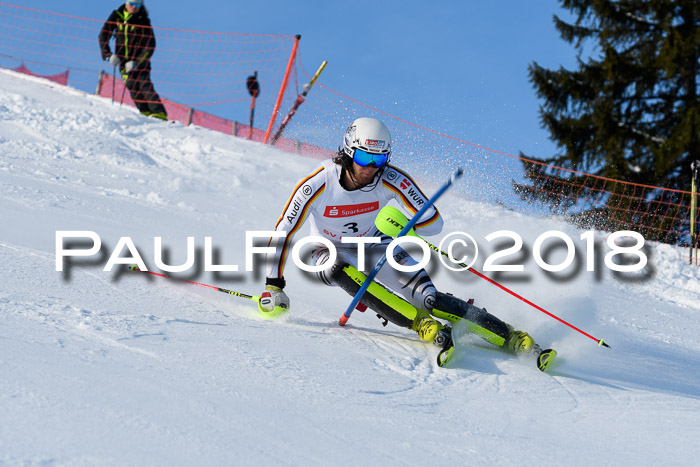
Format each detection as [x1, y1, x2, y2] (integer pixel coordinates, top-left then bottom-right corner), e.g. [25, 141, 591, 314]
[342, 117, 392, 158]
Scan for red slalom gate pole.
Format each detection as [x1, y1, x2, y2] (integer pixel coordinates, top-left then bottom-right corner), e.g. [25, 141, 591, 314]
[129, 265, 260, 302]
[374, 208, 610, 348]
[129, 266, 288, 319]
[264, 34, 300, 144]
[430, 243, 610, 348]
[465, 266, 609, 347]
[270, 60, 327, 145]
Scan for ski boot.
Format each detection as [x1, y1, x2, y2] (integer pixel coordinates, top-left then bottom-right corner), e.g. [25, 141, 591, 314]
[506, 325, 557, 372]
[435, 325, 455, 368]
[416, 317, 455, 367]
[505, 325, 536, 354]
[416, 316, 443, 343]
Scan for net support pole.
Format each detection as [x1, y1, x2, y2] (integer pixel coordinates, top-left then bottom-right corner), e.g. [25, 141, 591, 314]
[692, 160, 699, 265]
[95, 69, 105, 95]
[264, 34, 301, 144]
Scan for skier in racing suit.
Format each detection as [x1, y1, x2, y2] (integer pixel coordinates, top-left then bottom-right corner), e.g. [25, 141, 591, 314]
[260, 118, 542, 359]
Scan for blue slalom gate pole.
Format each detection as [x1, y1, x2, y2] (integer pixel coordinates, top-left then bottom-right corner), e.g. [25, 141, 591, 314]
[339, 168, 464, 325]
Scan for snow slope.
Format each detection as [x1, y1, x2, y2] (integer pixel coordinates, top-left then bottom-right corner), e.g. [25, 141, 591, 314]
[1, 69, 700, 466]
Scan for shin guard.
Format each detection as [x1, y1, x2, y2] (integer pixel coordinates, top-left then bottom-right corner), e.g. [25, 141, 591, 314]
[432, 292, 509, 347]
[331, 264, 422, 329]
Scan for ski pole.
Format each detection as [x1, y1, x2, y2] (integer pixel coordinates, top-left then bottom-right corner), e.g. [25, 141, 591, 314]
[129, 266, 287, 318]
[374, 206, 610, 348]
[339, 168, 463, 326]
[271, 60, 327, 145]
[119, 73, 128, 108]
[246, 71, 259, 140]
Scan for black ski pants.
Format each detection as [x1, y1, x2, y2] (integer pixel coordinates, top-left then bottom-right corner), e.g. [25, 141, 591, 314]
[123, 67, 167, 115]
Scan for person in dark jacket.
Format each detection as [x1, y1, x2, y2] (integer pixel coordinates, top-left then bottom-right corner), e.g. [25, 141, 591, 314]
[99, 1, 167, 120]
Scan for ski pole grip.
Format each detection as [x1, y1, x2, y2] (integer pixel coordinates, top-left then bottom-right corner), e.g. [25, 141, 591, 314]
[374, 206, 418, 238]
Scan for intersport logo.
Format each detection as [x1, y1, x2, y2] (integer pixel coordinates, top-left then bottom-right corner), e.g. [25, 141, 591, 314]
[324, 202, 379, 218]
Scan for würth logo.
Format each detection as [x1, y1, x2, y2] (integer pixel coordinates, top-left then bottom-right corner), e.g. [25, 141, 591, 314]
[324, 202, 379, 218]
[400, 178, 411, 190]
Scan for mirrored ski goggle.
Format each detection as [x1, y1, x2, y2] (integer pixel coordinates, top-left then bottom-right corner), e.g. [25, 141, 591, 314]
[127, 1, 142, 7]
[352, 148, 390, 168]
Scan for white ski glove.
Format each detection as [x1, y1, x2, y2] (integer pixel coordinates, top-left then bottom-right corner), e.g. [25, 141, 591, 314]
[108, 54, 120, 67]
[259, 285, 290, 312]
[124, 60, 136, 73]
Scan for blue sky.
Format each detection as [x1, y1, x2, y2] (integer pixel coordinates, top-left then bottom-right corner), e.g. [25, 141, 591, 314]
[17, 0, 579, 161]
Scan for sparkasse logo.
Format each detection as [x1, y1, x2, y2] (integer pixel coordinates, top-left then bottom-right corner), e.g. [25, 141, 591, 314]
[323, 202, 379, 218]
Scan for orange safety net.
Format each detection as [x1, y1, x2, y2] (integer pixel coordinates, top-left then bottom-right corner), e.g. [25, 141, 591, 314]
[514, 158, 694, 245]
[0, 2, 299, 137]
[1, 2, 696, 251]
[276, 57, 698, 249]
